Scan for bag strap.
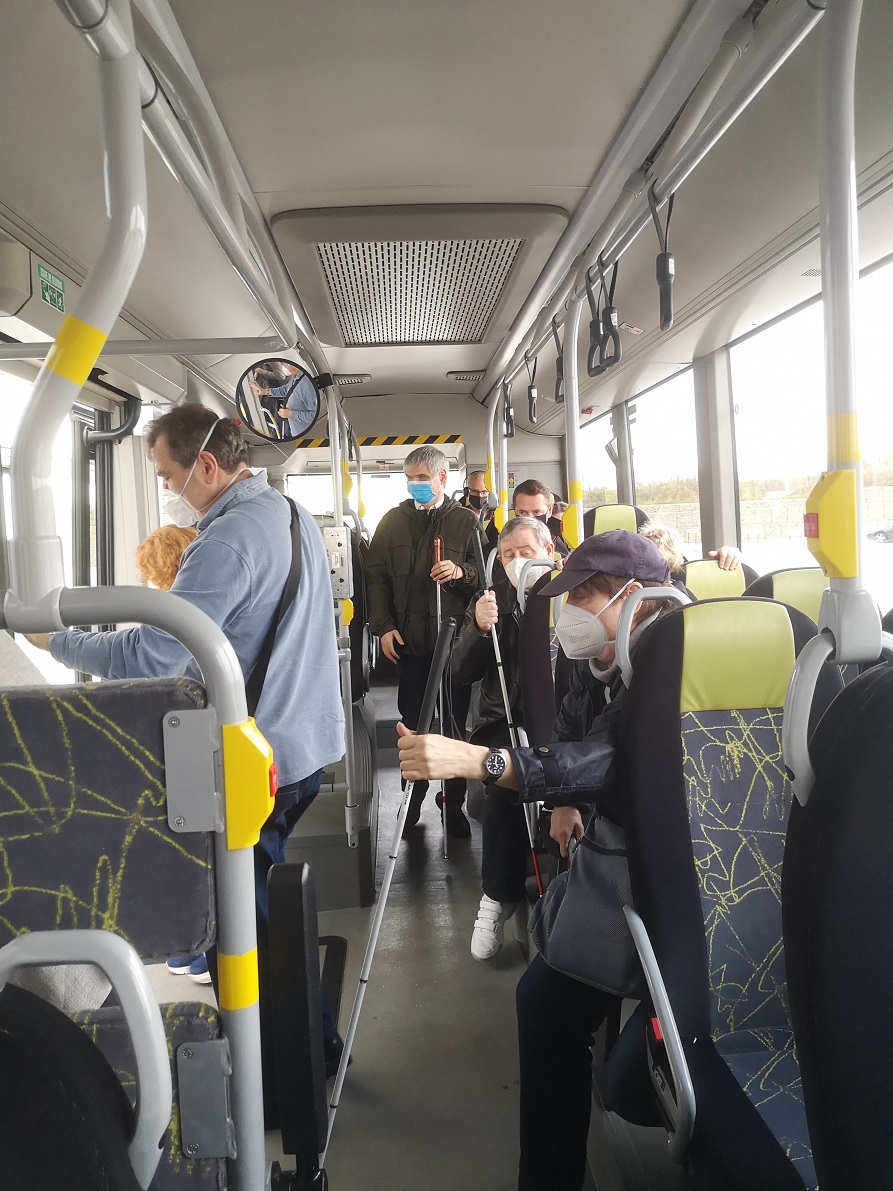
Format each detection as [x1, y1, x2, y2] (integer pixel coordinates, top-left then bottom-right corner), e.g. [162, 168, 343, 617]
[246, 496, 302, 717]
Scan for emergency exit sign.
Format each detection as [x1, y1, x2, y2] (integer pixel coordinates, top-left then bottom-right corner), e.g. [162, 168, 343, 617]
[38, 264, 65, 313]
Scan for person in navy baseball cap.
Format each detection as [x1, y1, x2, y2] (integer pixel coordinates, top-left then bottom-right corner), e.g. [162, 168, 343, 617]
[540, 528, 670, 596]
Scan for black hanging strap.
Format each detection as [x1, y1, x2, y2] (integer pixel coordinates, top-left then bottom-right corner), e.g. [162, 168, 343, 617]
[648, 186, 676, 331]
[246, 496, 303, 717]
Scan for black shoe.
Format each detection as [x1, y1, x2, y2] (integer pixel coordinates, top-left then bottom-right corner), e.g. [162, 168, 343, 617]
[323, 1034, 353, 1080]
[401, 781, 428, 834]
[435, 792, 472, 839]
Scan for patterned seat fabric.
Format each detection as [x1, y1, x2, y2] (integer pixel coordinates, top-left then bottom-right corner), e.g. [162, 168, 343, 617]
[0, 678, 215, 959]
[76, 1002, 226, 1191]
[0, 677, 225, 1187]
[620, 599, 843, 1190]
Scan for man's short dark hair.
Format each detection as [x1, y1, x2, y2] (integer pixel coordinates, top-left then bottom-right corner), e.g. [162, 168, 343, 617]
[145, 405, 248, 471]
[512, 479, 552, 507]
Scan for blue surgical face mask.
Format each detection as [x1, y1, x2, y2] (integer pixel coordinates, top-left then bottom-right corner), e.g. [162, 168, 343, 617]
[408, 480, 436, 505]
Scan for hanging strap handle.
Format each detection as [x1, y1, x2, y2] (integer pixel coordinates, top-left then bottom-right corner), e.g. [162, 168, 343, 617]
[584, 266, 603, 378]
[648, 185, 676, 331]
[503, 380, 515, 438]
[551, 317, 565, 403]
[525, 355, 538, 424]
[598, 258, 622, 369]
[246, 496, 302, 717]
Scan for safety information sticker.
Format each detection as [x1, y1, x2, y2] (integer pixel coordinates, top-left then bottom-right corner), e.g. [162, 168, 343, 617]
[38, 264, 65, 313]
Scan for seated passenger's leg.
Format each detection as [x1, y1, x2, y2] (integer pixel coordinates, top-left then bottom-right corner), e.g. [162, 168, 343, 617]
[442, 678, 472, 837]
[516, 953, 617, 1191]
[471, 789, 530, 959]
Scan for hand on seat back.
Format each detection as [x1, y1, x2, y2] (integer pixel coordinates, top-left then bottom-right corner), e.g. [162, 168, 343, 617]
[707, 546, 741, 570]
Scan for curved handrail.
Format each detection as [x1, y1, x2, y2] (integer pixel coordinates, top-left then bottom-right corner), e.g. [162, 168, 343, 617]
[0, 930, 171, 1190]
[615, 586, 690, 688]
[516, 559, 556, 614]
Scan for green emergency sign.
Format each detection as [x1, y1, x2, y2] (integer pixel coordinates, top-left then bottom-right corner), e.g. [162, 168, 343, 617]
[38, 264, 65, 313]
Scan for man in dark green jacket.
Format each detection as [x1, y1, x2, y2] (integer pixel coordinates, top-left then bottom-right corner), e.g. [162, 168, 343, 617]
[365, 446, 482, 835]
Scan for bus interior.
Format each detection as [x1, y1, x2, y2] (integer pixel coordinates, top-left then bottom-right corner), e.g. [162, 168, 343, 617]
[0, 0, 892, 1188]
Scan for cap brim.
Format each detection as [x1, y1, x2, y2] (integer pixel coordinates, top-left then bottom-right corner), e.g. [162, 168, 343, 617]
[539, 565, 590, 597]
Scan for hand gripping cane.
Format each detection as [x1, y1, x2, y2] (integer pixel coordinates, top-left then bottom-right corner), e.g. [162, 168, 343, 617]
[323, 617, 457, 1163]
[470, 533, 544, 897]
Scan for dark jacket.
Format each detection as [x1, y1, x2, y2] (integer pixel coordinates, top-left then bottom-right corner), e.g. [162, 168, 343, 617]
[365, 496, 481, 656]
[451, 569, 521, 744]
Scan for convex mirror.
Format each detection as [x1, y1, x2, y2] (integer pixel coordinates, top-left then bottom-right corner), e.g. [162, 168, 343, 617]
[236, 357, 322, 441]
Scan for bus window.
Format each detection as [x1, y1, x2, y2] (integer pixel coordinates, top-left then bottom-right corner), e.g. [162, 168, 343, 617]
[629, 370, 702, 558]
[289, 467, 463, 536]
[580, 413, 618, 509]
[0, 369, 77, 683]
[855, 258, 893, 613]
[730, 303, 825, 577]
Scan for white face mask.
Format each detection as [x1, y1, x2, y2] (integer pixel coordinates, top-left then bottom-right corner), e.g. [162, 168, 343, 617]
[159, 419, 221, 527]
[502, 555, 551, 591]
[555, 580, 633, 660]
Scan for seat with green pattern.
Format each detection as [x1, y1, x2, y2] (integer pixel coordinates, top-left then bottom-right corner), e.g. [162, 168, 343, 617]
[619, 598, 842, 1190]
[0, 676, 225, 1190]
[743, 566, 828, 624]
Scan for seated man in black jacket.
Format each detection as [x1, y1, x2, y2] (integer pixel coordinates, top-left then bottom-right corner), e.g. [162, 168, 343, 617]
[451, 516, 556, 960]
[398, 530, 672, 1191]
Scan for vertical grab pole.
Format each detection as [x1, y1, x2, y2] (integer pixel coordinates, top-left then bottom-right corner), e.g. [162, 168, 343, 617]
[497, 388, 509, 530]
[562, 297, 585, 549]
[803, 0, 877, 662]
[6, 0, 147, 629]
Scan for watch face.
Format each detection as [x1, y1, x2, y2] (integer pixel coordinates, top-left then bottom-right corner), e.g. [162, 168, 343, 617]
[486, 750, 505, 778]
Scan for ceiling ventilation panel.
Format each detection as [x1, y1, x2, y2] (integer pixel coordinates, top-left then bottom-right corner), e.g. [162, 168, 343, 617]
[446, 370, 486, 382]
[316, 238, 523, 346]
[334, 373, 372, 385]
[271, 206, 569, 350]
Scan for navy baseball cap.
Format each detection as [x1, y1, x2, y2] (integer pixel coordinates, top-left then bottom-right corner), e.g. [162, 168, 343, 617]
[540, 529, 670, 596]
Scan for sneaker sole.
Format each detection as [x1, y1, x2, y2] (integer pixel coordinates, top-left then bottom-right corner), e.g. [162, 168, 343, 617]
[165, 963, 193, 975]
[187, 972, 213, 985]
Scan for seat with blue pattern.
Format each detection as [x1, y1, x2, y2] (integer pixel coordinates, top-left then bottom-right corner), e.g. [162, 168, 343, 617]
[618, 598, 842, 1189]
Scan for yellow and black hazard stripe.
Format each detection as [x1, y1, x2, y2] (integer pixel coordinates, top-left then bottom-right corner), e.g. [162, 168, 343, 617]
[289, 433, 463, 449]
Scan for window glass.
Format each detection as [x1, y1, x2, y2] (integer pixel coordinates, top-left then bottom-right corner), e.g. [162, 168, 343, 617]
[731, 259, 893, 611]
[730, 302, 825, 577]
[288, 467, 462, 536]
[0, 369, 77, 682]
[579, 414, 618, 508]
[630, 370, 702, 558]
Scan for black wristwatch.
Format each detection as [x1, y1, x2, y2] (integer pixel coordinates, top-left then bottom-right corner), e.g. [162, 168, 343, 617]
[484, 748, 507, 780]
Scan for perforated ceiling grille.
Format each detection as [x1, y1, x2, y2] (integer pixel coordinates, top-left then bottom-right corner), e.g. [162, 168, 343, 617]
[316, 238, 524, 346]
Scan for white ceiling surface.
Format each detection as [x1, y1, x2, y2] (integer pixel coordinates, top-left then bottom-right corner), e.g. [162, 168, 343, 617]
[0, 2, 889, 445]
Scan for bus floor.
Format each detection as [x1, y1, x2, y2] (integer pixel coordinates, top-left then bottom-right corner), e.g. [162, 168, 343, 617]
[144, 681, 677, 1189]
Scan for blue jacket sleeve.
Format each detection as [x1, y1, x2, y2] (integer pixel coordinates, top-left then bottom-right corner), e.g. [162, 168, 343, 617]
[49, 534, 252, 679]
[505, 696, 622, 809]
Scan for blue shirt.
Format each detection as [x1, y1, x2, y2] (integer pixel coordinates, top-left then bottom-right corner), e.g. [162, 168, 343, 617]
[271, 374, 319, 437]
[50, 473, 344, 786]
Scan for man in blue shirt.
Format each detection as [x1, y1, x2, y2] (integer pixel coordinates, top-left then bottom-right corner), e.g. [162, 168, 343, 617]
[34, 405, 345, 1108]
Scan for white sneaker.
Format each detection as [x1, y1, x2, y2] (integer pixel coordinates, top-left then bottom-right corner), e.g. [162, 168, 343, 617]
[470, 896, 517, 961]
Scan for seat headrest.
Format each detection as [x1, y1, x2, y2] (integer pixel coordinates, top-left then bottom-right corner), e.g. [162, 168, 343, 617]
[585, 504, 640, 535]
[682, 559, 747, 601]
[770, 568, 827, 625]
[680, 600, 796, 713]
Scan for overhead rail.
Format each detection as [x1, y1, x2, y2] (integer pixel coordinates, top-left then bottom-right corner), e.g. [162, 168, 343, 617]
[472, 0, 755, 406]
[491, 0, 824, 401]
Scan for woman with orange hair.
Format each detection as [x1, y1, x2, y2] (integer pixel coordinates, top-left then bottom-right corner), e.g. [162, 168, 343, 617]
[135, 524, 197, 590]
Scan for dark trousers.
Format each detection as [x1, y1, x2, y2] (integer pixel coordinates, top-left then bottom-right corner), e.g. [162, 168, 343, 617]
[516, 953, 619, 1191]
[397, 652, 471, 806]
[481, 790, 531, 903]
